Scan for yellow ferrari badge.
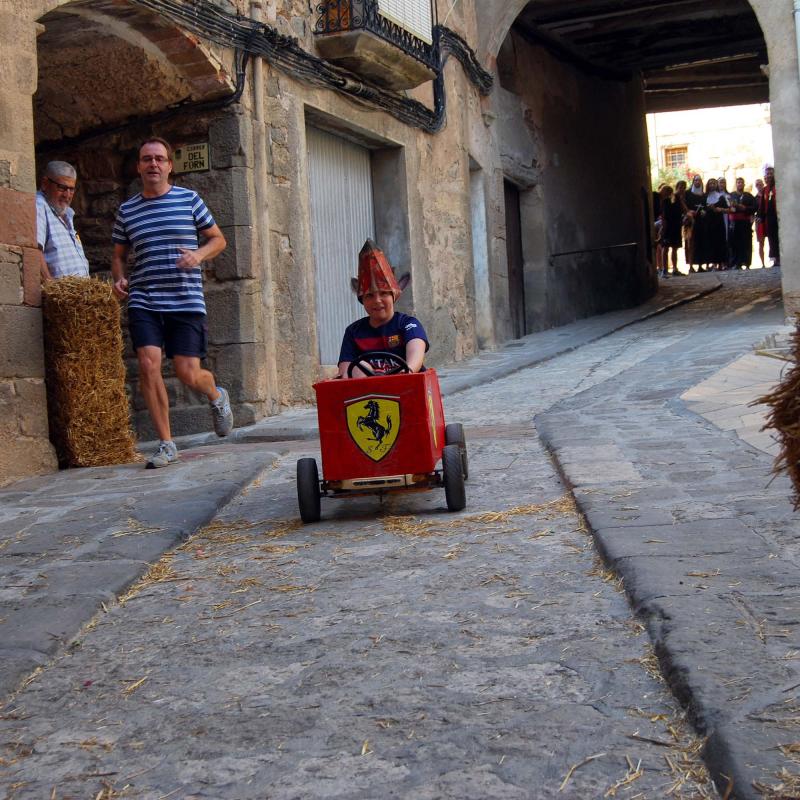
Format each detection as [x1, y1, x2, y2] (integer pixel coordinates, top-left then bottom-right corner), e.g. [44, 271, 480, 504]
[346, 395, 400, 461]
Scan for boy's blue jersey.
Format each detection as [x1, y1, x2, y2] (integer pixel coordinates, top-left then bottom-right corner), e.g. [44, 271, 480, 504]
[339, 312, 429, 372]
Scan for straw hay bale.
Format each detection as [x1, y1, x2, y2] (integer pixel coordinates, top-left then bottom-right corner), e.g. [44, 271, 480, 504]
[758, 314, 800, 508]
[42, 277, 137, 467]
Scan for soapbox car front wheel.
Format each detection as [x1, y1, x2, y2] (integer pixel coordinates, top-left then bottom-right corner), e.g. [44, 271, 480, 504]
[442, 444, 466, 512]
[347, 351, 410, 378]
[297, 457, 321, 523]
[445, 422, 469, 481]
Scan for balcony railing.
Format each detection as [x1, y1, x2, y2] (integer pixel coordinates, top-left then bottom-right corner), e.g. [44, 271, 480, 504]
[314, 0, 438, 74]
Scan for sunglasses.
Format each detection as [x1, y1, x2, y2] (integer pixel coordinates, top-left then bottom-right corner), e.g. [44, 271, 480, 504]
[46, 177, 76, 193]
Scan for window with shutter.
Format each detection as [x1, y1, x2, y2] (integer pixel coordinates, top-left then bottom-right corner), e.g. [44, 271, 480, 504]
[377, 0, 433, 44]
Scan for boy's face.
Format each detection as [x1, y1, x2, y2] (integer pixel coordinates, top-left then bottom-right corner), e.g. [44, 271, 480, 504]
[363, 289, 395, 327]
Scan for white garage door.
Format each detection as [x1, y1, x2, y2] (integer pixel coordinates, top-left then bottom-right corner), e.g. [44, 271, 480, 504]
[307, 126, 376, 365]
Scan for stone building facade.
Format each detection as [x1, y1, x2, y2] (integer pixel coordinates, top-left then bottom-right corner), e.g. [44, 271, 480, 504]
[1, 0, 798, 485]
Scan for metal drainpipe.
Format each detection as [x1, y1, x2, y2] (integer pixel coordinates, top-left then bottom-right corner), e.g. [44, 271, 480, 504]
[250, 0, 280, 413]
[795, 0, 800, 82]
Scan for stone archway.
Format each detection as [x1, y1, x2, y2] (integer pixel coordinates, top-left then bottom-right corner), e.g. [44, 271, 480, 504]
[33, 0, 260, 443]
[33, 0, 238, 276]
[475, 0, 527, 65]
[35, 0, 235, 144]
[476, 0, 800, 314]
[0, 0, 242, 484]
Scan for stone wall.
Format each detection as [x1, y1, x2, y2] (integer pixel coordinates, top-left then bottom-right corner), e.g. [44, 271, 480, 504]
[257, 1, 486, 405]
[0, 3, 58, 485]
[491, 31, 654, 332]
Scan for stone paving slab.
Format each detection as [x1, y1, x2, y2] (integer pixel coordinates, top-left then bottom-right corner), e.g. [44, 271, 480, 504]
[682, 349, 788, 458]
[536, 280, 798, 799]
[0, 443, 282, 700]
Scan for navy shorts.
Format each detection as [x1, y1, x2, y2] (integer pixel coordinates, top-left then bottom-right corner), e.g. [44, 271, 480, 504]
[128, 307, 208, 359]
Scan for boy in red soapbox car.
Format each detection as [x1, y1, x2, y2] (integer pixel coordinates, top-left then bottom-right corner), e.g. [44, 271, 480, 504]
[296, 240, 468, 523]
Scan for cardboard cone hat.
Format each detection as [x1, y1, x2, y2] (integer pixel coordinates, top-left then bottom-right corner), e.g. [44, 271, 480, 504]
[356, 239, 402, 300]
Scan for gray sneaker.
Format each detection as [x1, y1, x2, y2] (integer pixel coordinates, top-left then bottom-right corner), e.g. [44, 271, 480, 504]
[211, 386, 233, 437]
[146, 440, 179, 469]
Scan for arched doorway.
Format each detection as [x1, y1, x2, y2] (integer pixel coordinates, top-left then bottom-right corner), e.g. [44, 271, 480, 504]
[35, 0, 235, 275]
[31, 0, 260, 442]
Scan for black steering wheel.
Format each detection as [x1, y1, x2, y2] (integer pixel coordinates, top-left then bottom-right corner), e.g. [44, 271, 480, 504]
[347, 351, 411, 378]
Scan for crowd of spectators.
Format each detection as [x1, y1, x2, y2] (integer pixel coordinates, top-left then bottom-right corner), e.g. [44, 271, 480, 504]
[653, 165, 779, 278]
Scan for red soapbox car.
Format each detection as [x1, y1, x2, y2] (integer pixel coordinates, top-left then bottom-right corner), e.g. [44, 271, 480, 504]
[296, 352, 468, 522]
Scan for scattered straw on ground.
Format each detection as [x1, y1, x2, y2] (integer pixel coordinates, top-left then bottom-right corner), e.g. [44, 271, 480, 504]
[122, 676, 148, 696]
[382, 496, 578, 538]
[628, 648, 664, 683]
[118, 554, 182, 605]
[620, 635, 715, 799]
[753, 768, 800, 798]
[42, 277, 137, 467]
[559, 752, 606, 792]
[92, 780, 130, 799]
[587, 556, 625, 591]
[111, 518, 163, 538]
[603, 756, 643, 797]
[185, 518, 302, 554]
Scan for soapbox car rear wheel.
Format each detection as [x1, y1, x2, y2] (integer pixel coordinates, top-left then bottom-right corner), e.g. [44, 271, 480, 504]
[445, 422, 468, 481]
[347, 351, 410, 378]
[442, 444, 466, 512]
[297, 457, 321, 523]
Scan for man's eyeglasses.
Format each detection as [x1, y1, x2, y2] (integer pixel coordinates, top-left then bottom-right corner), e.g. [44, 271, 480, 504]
[139, 155, 170, 164]
[45, 177, 76, 193]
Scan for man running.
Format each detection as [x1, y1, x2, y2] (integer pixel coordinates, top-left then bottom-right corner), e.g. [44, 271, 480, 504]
[111, 137, 233, 468]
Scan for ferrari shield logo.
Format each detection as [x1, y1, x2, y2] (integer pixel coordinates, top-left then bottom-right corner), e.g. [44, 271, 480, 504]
[346, 395, 400, 462]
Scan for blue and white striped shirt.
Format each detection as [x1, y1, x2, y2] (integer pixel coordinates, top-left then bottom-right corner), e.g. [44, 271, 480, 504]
[112, 186, 216, 314]
[36, 192, 90, 279]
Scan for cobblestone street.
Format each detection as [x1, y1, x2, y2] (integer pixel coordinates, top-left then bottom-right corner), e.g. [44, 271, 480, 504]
[1, 269, 794, 799]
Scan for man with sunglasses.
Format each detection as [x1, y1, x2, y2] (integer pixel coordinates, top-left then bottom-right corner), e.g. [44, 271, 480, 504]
[111, 137, 232, 469]
[36, 161, 90, 281]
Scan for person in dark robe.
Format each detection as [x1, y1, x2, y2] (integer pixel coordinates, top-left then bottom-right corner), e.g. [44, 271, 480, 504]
[718, 177, 734, 268]
[695, 178, 728, 270]
[659, 184, 685, 278]
[728, 177, 756, 269]
[684, 175, 705, 271]
[758, 166, 779, 267]
[753, 177, 766, 268]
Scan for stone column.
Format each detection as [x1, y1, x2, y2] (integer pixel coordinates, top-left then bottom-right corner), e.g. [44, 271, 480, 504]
[0, 7, 58, 485]
[752, 0, 800, 315]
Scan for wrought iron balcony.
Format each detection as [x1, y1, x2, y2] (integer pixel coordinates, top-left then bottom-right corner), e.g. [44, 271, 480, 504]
[314, 0, 438, 91]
